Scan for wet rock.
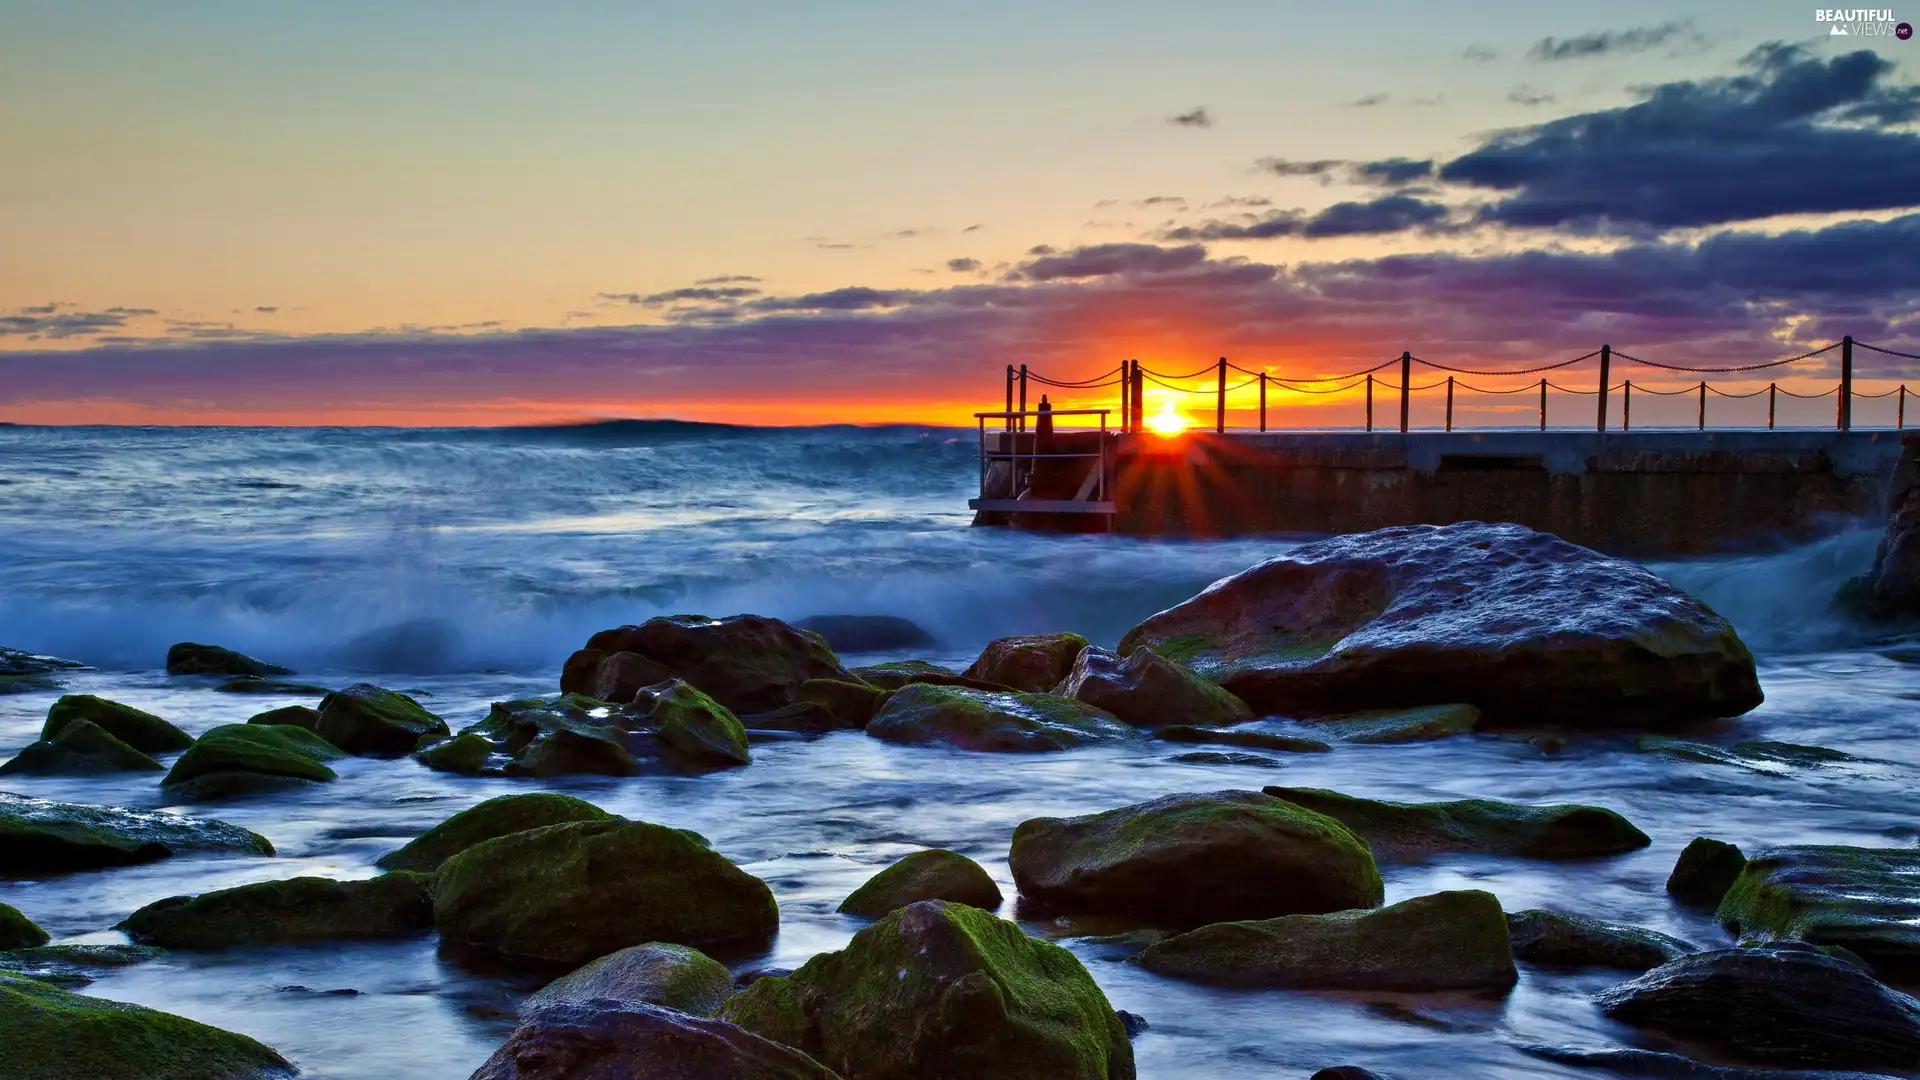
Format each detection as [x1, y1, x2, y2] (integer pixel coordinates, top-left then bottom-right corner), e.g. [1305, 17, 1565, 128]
[160, 723, 343, 802]
[1117, 522, 1762, 728]
[375, 792, 617, 872]
[1508, 910, 1695, 971]
[0, 674, 60, 695]
[1311, 1069, 1385, 1080]
[526, 942, 736, 1017]
[0, 791, 273, 873]
[1639, 736, 1857, 771]
[475, 1001, 842, 1080]
[0, 719, 164, 776]
[1594, 943, 1920, 1069]
[0, 647, 84, 677]
[837, 849, 1003, 918]
[1307, 703, 1482, 744]
[315, 683, 448, 756]
[794, 614, 936, 653]
[121, 871, 435, 948]
[0, 971, 295, 1080]
[0, 902, 48, 950]
[0, 944, 163, 989]
[213, 676, 331, 695]
[866, 683, 1139, 752]
[1836, 433, 1920, 619]
[1169, 751, 1282, 767]
[740, 702, 846, 735]
[460, 684, 750, 777]
[963, 632, 1090, 693]
[646, 679, 753, 765]
[1261, 787, 1649, 860]
[733, 967, 792, 990]
[1116, 1010, 1148, 1037]
[564, 614, 854, 714]
[1518, 1043, 1900, 1079]
[794, 679, 889, 728]
[246, 704, 320, 730]
[1141, 889, 1516, 992]
[41, 694, 193, 754]
[1055, 645, 1252, 728]
[1010, 790, 1381, 926]
[721, 900, 1133, 1080]
[165, 642, 294, 677]
[847, 660, 1012, 692]
[1152, 725, 1330, 753]
[1716, 845, 1920, 979]
[1668, 837, 1746, 909]
[435, 819, 779, 966]
[413, 731, 494, 775]
[580, 650, 677, 705]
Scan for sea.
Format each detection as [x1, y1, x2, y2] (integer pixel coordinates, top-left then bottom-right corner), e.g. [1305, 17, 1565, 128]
[1, 421, 1915, 1079]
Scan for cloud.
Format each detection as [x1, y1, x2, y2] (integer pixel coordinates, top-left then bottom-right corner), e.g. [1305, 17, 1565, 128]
[253, 305, 279, 314]
[1018, 243, 1209, 281]
[748, 286, 901, 312]
[1348, 93, 1389, 107]
[1463, 44, 1497, 62]
[695, 275, 762, 285]
[0, 305, 157, 340]
[947, 258, 982, 272]
[963, 224, 984, 233]
[1135, 196, 1188, 207]
[1527, 20, 1705, 62]
[1256, 158, 1346, 180]
[1168, 106, 1212, 128]
[1164, 194, 1453, 240]
[1507, 85, 1555, 106]
[1352, 158, 1434, 186]
[600, 286, 762, 307]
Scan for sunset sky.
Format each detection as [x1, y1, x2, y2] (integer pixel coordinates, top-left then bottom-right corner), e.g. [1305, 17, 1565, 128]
[4, 2, 1918, 425]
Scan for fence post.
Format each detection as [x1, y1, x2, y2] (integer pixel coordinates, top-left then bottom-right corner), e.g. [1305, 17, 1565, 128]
[1018, 364, 1029, 432]
[1399, 351, 1411, 433]
[1365, 374, 1374, 432]
[1840, 335, 1854, 431]
[1596, 344, 1611, 432]
[1445, 376, 1454, 432]
[1118, 360, 1131, 433]
[1258, 373, 1267, 432]
[1004, 364, 1014, 432]
[1623, 380, 1632, 431]
[1130, 361, 1143, 433]
[1768, 382, 1777, 430]
[1902, 386, 1908, 430]
[1216, 357, 1227, 434]
[1697, 380, 1706, 430]
[1538, 378, 1547, 432]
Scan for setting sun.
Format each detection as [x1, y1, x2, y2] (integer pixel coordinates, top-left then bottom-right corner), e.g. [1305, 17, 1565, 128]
[1145, 400, 1191, 436]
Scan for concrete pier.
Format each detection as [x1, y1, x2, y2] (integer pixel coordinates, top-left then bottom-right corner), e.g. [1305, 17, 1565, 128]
[973, 429, 1908, 555]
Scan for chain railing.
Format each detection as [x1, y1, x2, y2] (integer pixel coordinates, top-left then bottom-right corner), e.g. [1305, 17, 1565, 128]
[998, 336, 1920, 434]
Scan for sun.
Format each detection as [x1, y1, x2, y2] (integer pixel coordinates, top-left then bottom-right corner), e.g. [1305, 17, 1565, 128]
[1145, 401, 1190, 436]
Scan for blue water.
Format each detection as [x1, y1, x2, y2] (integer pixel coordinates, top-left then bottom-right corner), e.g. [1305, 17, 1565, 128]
[1, 422, 1916, 1080]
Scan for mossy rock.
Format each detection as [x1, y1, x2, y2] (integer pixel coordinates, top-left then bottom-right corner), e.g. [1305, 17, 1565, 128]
[0, 902, 48, 950]
[1262, 787, 1649, 860]
[1306, 703, 1482, 744]
[645, 679, 751, 766]
[474, 1001, 843, 1080]
[1667, 836, 1746, 909]
[1010, 790, 1382, 927]
[1639, 735, 1858, 772]
[570, 614, 856, 714]
[526, 942, 736, 1017]
[0, 719, 164, 776]
[963, 632, 1090, 693]
[838, 850, 1003, 918]
[315, 683, 448, 756]
[1169, 751, 1282, 767]
[722, 900, 1133, 1080]
[165, 642, 294, 677]
[1141, 889, 1517, 991]
[42, 695, 192, 754]
[1057, 645, 1251, 728]
[0, 648, 85, 677]
[1716, 845, 1920, 980]
[1152, 725, 1329, 754]
[435, 819, 779, 966]
[245, 705, 320, 730]
[0, 791, 273, 874]
[161, 724, 342, 802]
[121, 872, 434, 949]
[413, 732, 494, 775]
[795, 678, 888, 727]
[794, 614, 935, 653]
[848, 660, 1012, 693]
[866, 683, 1139, 752]
[1507, 909, 1695, 971]
[376, 793, 618, 872]
[0, 944, 164, 990]
[739, 702, 846, 735]
[214, 677, 331, 695]
[0, 971, 293, 1080]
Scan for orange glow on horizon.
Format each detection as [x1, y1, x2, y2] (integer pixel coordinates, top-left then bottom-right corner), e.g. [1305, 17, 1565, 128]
[1144, 399, 1191, 436]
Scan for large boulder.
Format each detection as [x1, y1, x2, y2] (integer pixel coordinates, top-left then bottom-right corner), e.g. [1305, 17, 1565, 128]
[837, 850, 1003, 918]
[315, 683, 447, 756]
[376, 792, 618, 872]
[564, 614, 854, 714]
[1140, 889, 1516, 991]
[413, 731, 494, 775]
[793, 615, 935, 653]
[435, 820, 779, 966]
[160, 723, 343, 801]
[474, 1001, 843, 1080]
[963, 633, 1089, 693]
[526, 943, 737, 1017]
[1595, 943, 1920, 1069]
[0, 972, 294, 1080]
[41, 695, 192, 754]
[0, 648, 83, 677]
[456, 684, 750, 777]
[1055, 646, 1251, 728]
[0, 791, 273, 873]
[1836, 432, 1920, 618]
[1009, 791, 1381, 926]
[720, 900, 1132, 1080]
[246, 705, 320, 730]
[866, 684, 1138, 752]
[1716, 845, 1920, 979]
[0, 720, 164, 776]
[165, 642, 294, 677]
[848, 660, 1010, 693]
[1507, 909, 1695, 971]
[1262, 787, 1649, 860]
[121, 872, 434, 948]
[1117, 522, 1762, 728]
[1668, 836, 1747, 909]
[0, 944, 163, 990]
[0, 902, 48, 950]
[793, 679, 889, 728]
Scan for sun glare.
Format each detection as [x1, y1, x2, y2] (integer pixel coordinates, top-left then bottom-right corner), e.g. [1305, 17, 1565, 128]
[1145, 401, 1190, 436]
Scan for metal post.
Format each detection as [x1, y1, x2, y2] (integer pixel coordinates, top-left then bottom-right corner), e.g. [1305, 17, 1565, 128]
[1216, 357, 1226, 434]
[1365, 374, 1374, 432]
[1902, 386, 1908, 430]
[1399, 351, 1411, 433]
[1018, 364, 1029, 433]
[1596, 344, 1611, 432]
[1840, 335, 1854, 431]
[1258, 373, 1267, 432]
[1119, 360, 1130, 433]
[1130, 361, 1143, 433]
[1004, 365, 1014, 432]
[1444, 376, 1454, 432]
[1623, 380, 1632, 431]
[1768, 382, 1777, 430]
[1538, 378, 1547, 432]
[1697, 380, 1706, 430]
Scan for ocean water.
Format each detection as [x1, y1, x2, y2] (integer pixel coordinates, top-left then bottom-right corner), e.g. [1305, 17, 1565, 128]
[1, 422, 1917, 1080]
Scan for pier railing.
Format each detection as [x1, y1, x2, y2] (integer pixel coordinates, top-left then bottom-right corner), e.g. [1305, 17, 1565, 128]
[998, 335, 1920, 433]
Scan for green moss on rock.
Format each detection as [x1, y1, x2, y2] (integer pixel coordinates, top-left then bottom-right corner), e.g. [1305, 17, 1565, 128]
[1507, 909, 1694, 971]
[0, 902, 49, 950]
[1054, 645, 1252, 729]
[160, 724, 342, 802]
[574, 614, 856, 713]
[165, 642, 293, 677]
[1262, 786, 1648, 860]
[376, 792, 616, 872]
[42, 695, 192, 754]
[1141, 889, 1516, 991]
[245, 705, 320, 730]
[121, 872, 434, 949]
[1307, 703, 1482, 744]
[1716, 845, 1920, 980]
[866, 683, 1139, 752]
[838, 849, 1003, 918]
[0, 971, 293, 1080]
[646, 680, 751, 766]
[795, 678, 888, 727]
[413, 731, 494, 775]
[315, 683, 448, 756]
[0, 719, 164, 776]
[1667, 837, 1747, 909]
[526, 942, 736, 1017]
[0, 944, 163, 990]
[434, 819, 779, 966]
[962, 632, 1090, 693]
[718, 973, 809, 1051]
[0, 791, 273, 873]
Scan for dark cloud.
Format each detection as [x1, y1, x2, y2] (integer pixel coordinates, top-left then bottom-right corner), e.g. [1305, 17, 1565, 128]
[1507, 85, 1555, 106]
[1203, 196, 1274, 209]
[1352, 158, 1434, 186]
[695, 275, 762, 285]
[1348, 93, 1389, 107]
[962, 224, 984, 233]
[947, 258, 982, 272]
[1168, 106, 1212, 128]
[1256, 158, 1345, 180]
[0, 306, 157, 340]
[1019, 243, 1209, 281]
[749, 286, 900, 312]
[1527, 20, 1704, 62]
[1164, 194, 1453, 240]
[1463, 44, 1497, 62]
[253, 306, 279, 314]
[1136, 196, 1187, 207]
[600, 287, 762, 307]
